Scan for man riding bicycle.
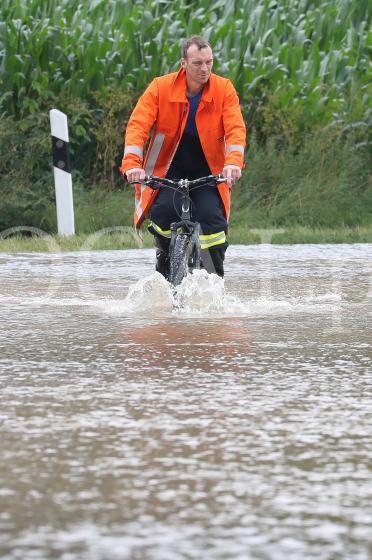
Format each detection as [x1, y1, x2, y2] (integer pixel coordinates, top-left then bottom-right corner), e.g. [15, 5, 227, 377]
[121, 36, 246, 278]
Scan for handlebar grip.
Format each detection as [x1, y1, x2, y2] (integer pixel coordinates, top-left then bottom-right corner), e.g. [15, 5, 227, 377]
[128, 176, 150, 185]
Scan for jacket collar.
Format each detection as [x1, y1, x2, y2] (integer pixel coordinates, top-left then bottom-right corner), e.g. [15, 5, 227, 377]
[169, 68, 214, 104]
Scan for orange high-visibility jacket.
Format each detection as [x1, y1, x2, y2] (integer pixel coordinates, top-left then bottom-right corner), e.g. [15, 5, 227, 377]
[121, 68, 246, 229]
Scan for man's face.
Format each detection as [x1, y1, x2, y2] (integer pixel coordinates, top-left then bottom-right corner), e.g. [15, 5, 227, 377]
[181, 45, 213, 86]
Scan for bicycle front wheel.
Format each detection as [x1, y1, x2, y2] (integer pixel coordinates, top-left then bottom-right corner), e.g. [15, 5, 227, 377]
[169, 234, 192, 287]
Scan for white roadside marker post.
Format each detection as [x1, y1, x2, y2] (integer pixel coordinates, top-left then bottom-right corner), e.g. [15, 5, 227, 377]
[49, 109, 75, 236]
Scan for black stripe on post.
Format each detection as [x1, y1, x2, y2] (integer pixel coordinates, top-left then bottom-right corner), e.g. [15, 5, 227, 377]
[52, 136, 71, 173]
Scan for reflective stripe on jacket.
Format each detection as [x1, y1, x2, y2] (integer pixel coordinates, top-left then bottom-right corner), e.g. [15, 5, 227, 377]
[120, 68, 246, 229]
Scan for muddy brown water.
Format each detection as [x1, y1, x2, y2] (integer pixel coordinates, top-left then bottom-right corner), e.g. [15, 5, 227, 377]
[0, 244, 371, 560]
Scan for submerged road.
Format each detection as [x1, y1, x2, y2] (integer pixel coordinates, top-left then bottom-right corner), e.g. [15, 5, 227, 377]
[0, 244, 371, 559]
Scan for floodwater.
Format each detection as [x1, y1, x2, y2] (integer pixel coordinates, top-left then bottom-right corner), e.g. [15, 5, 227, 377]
[0, 244, 371, 560]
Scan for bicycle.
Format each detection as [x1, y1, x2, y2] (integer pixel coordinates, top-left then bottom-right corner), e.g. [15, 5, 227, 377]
[130, 174, 226, 287]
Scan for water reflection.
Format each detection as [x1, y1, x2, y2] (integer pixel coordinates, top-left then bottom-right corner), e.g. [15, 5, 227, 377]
[118, 319, 251, 373]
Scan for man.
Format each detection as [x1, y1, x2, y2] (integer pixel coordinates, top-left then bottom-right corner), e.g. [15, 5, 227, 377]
[121, 36, 246, 278]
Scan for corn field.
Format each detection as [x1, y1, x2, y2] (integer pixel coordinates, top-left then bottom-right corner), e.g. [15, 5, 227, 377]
[0, 0, 370, 127]
[0, 0, 371, 233]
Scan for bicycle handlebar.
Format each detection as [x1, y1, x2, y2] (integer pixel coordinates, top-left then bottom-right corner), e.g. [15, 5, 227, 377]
[128, 174, 226, 189]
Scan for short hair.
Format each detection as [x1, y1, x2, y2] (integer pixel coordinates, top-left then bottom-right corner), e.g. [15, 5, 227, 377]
[181, 36, 211, 59]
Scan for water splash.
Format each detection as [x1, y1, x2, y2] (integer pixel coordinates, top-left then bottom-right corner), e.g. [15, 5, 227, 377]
[116, 270, 231, 314]
[100, 270, 232, 315]
[96, 268, 342, 317]
[0, 266, 342, 318]
[173, 269, 232, 313]
[121, 272, 175, 312]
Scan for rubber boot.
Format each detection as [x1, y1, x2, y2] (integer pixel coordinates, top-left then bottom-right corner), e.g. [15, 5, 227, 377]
[153, 234, 170, 279]
[200, 244, 227, 278]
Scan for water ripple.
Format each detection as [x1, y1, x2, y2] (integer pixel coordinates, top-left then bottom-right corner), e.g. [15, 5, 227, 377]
[0, 245, 371, 559]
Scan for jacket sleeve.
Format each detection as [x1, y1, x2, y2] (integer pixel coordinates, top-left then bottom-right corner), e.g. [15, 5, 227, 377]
[120, 79, 159, 173]
[222, 80, 246, 168]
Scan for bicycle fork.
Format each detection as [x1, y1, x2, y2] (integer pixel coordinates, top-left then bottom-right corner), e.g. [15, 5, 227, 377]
[169, 220, 202, 274]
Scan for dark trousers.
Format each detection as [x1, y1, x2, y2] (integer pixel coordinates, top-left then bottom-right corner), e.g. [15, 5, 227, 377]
[150, 131, 228, 234]
[150, 132, 228, 278]
[149, 182, 228, 235]
[154, 233, 227, 278]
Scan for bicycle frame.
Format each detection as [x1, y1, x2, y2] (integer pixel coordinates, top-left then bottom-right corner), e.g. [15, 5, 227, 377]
[129, 174, 225, 285]
[167, 178, 202, 273]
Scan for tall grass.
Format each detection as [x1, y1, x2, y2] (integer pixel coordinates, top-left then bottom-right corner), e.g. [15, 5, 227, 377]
[0, 0, 370, 128]
[231, 129, 372, 228]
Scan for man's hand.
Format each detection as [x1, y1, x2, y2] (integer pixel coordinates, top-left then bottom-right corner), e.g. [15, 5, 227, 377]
[222, 164, 241, 186]
[125, 168, 146, 183]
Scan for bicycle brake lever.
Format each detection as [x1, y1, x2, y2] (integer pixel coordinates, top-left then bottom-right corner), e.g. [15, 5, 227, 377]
[128, 177, 152, 186]
[216, 174, 228, 183]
